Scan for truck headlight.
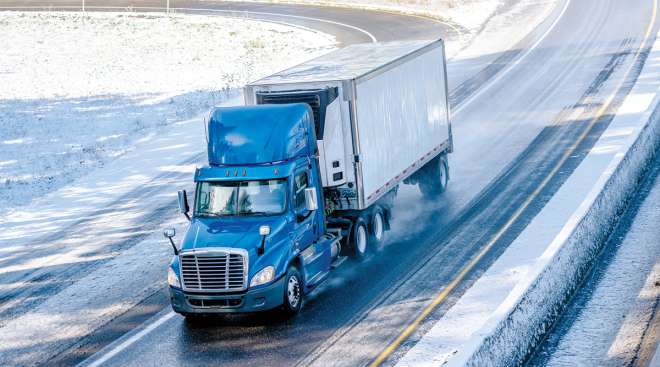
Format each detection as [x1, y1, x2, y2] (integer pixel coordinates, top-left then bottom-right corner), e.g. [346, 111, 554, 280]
[168, 267, 181, 288]
[250, 266, 275, 287]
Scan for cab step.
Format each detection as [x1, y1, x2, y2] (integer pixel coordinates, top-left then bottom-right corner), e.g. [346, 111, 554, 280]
[331, 256, 348, 269]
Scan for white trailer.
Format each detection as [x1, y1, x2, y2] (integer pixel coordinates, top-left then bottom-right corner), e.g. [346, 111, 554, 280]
[245, 39, 452, 211]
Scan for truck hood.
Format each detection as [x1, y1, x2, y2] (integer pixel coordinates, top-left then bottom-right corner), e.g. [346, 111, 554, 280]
[180, 215, 290, 253]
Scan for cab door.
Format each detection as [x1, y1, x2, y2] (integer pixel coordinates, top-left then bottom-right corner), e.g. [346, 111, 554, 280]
[291, 169, 327, 286]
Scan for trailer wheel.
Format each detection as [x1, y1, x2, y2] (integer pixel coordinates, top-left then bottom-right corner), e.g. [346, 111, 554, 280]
[370, 209, 385, 245]
[419, 155, 449, 199]
[351, 218, 369, 260]
[281, 266, 303, 317]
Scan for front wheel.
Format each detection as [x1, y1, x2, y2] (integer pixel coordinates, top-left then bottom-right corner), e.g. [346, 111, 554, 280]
[281, 266, 303, 317]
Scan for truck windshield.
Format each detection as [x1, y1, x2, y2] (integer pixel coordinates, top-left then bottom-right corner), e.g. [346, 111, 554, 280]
[194, 179, 287, 217]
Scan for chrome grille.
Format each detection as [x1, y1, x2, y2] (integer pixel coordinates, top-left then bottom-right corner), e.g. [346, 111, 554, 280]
[179, 249, 247, 292]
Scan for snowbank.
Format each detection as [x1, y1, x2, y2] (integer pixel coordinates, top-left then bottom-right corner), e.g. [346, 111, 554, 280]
[0, 11, 335, 212]
[397, 30, 660, 367]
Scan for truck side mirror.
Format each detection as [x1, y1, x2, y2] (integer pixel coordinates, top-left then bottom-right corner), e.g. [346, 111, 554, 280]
[304, 187, 318, 211]
[163, 228, 179, 255]
[177, 190, 191, 221]
[257, 225, 270, 256]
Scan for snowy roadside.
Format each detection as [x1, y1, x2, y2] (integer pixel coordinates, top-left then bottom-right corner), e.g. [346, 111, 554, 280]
[0, 11, 336, 213]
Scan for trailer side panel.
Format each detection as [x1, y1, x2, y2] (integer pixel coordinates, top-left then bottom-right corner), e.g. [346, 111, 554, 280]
[354, 43, 449, 207]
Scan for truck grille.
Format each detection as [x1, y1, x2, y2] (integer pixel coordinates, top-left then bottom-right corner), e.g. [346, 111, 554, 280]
[179, 250, 247, 292]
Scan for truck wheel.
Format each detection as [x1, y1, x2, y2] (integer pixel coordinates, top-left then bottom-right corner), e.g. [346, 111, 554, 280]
[419, 155, 449, 199]
[282, 266, 303, 316]
[351, 218, 369, 260]
[370, 209, 385, 245]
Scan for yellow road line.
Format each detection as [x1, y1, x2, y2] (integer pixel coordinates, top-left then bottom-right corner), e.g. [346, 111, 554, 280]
[369, 1, 658, 365]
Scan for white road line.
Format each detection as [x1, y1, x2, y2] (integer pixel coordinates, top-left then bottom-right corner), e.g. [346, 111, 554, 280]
[80, 310, 176, 367]
[452, 0, 572, 116]
[0, 5, 378, 42]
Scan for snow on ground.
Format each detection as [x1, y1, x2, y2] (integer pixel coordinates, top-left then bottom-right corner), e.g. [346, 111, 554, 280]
[0, 11, 336, 213]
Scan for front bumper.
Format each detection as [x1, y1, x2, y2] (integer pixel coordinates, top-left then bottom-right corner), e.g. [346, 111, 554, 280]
[169, 276, 285, 314]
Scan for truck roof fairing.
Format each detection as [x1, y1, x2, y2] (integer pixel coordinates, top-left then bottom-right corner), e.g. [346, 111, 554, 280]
[207, 104, 316, 166]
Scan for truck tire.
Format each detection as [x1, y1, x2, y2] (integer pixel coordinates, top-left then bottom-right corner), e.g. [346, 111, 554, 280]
[350, 218, 369, 260]
[370, 209, 385, 245]
[281, 266, 303, 316]
[419, 155, 449, 199]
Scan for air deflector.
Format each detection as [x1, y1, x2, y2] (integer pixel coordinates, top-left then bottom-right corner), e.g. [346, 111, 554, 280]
[256, 88, 338, 139]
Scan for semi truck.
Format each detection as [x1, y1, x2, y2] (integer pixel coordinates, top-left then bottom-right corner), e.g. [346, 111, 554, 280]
[164, 39, 452, 317]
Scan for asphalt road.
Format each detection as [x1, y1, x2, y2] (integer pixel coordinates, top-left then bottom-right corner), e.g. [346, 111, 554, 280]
[0, 0, 658, 366]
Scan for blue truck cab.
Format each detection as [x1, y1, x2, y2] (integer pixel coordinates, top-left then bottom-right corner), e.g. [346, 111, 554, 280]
[166, 104, 342, 316]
